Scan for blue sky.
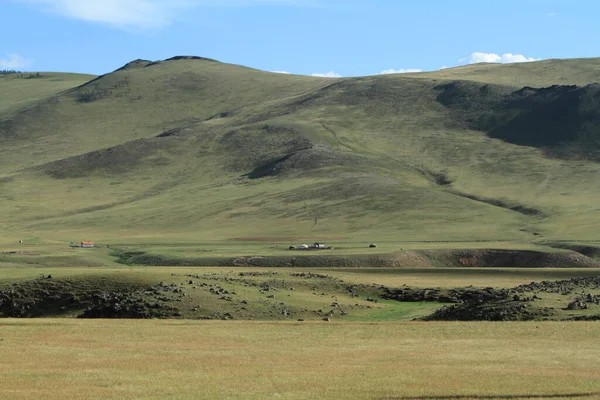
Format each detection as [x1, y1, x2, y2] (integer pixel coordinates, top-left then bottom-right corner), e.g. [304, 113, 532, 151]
[1, 0, 599, 76]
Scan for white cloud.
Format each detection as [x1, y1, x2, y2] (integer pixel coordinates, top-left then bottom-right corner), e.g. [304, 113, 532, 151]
[439, 66, 448, 70]
[20, 0, 182, 29]
[379, 68, 421, 75]
[311, 71, 341, 78]
[18, 0, 328, 30]
[0, 54, 32, 70]
[461, 52, 539, 64]
[272, 70, 291, 74]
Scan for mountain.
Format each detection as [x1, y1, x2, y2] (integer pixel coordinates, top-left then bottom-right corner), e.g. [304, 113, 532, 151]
[1, 57, 599, 243]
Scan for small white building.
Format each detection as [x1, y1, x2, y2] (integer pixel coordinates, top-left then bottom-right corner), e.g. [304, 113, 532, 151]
[81, 241, 95, 248]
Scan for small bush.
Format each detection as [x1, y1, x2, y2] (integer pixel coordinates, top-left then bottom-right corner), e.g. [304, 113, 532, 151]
[77, 88, 113, 103]
[24, 72, 43, 79]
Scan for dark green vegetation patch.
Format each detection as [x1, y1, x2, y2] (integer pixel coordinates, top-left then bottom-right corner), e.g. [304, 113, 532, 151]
[437, 81, 600, 160]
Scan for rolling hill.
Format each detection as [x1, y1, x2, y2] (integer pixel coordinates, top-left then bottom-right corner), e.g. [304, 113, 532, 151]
[0, 57, 599, 245]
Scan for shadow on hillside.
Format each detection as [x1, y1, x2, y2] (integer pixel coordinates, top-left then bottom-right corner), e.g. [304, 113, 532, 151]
[382, 393, 600, 399]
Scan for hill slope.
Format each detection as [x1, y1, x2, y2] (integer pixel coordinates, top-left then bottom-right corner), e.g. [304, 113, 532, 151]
[0, 71, 95, 117]
[405, 57, 600, 87]
[0, 57, 599, 244]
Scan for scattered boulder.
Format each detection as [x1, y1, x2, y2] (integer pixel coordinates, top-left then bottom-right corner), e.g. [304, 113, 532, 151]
[584, 293, 600, 304]
[567, 300, 588, 310]
[239, 271, 277, 277]
[79, 293, 179, 319]
[422, 300, 552, 321]
[569, 315, 600, 321]
[0, 277, 182, 319]
[290, 272, 331, 279]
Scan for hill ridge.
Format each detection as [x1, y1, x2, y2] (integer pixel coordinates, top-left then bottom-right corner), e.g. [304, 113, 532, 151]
[1, 56, 599, 242]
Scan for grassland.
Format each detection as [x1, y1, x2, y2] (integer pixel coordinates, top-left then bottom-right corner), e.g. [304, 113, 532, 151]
[405, 57, 600, 87]
[3, 264, 600, 398]
[3, 265, 600, 322]
[0, 71, 95, 117]
[0, 57, 599, 247]
[3, 55, 600, 400]
[1, 320, 599, 400]
[5, 265, 599, 289]
[0, 265, 441, 321]
[2, 239, 598, 270]
[323, 267, 600, 288]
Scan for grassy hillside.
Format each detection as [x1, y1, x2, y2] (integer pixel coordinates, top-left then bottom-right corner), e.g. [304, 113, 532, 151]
[0, 71, 95, 117]
[406, 57, 600, 87]
[0, 57, 599, 246]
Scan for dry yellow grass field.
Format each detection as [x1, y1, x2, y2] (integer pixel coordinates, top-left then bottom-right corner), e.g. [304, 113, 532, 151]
[1, 320, 599, 400]
[321, 268, 600, 289]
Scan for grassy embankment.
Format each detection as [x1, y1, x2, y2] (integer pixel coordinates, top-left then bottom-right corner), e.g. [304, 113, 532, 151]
[2, 239, 598, 269]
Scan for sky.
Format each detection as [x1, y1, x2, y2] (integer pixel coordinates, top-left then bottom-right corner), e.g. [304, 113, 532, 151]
[1, 0, 599, 77]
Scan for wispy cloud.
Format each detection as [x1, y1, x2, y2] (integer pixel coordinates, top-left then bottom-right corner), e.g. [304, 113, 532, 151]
[311, 71, 341, 78]
[18, 0, 329, 30]
[19, 0, 188, 29]
[379, 68, 421, 75]
[0, 54, 32, 69]
[271, 70, 291, 74]
[461, 52, 539, 64]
